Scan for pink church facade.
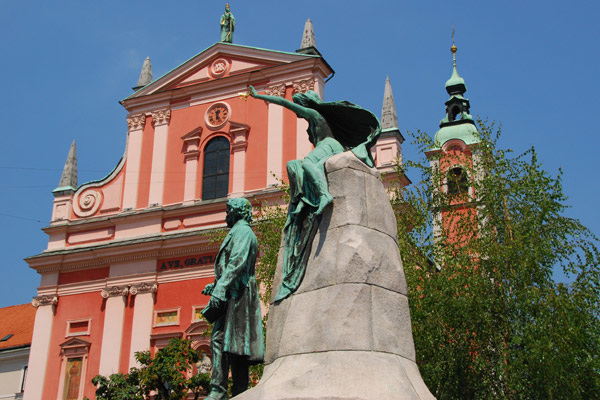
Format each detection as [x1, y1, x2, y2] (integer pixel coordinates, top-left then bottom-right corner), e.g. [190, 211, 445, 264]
[23, 38, 405, 399]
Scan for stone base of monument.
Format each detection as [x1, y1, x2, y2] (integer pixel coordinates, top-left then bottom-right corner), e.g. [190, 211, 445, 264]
[234, 152, 435, 400]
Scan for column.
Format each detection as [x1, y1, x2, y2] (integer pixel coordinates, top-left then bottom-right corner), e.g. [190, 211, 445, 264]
[123, 114, 146, 210]
[148, 109, 171, 206]
[98, 286, 129, 376]
[265, 84, 286, 186]
[23, 295, 58, 400]
[128, 282, 157, 369]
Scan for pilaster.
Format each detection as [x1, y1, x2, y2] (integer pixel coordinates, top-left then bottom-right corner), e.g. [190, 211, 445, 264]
[123, 114, 146, 209]
[23, 296, 58, 400]
[98, 286, 129, 376]
[128, 282, 157, 368]
[148, 108, 171, 206]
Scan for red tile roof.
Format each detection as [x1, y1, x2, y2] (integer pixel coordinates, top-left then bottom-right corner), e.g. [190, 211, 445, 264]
[0, 303, 35, 351]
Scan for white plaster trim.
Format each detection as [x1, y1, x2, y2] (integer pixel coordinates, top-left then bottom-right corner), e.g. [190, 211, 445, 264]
[56, 281, 106, 297]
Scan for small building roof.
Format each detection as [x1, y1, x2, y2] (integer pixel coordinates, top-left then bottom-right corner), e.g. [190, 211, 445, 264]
[0, 303, 35, 351]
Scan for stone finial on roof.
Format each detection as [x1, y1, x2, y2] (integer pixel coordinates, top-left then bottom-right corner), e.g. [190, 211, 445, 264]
[135, 57, 153, 89]
[381, 76, 399, 130]
[58, 140, 77, 190]
[300, 18, 316, 49]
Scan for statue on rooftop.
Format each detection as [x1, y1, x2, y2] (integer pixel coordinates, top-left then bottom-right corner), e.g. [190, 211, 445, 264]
[201, 197, 264, 400]
[220, 3, 235, 43]
[248, 85, 381, 302]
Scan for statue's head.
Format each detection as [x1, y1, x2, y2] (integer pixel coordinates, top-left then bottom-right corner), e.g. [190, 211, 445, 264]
[292, 90, 322, 108]
[225, 197, 252, 227]
[225, 3, 230, 12]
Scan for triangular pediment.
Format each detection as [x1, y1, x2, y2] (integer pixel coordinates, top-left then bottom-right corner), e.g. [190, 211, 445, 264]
[60, 337, 91, 349]
[125, 42, 319, 100]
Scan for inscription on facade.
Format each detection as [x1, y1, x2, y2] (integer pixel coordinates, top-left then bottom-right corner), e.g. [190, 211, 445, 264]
[157, 254, 217, 271]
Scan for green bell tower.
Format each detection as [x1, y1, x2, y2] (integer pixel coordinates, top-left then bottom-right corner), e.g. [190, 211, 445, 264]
[433, 43, 480, 149]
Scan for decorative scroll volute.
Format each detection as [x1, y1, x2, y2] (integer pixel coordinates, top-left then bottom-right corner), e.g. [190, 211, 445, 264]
[72, 189, 103, 217]
[129, 282, 158, 296]
[100, 286, 129, 299]
[32, 295, 58, 308]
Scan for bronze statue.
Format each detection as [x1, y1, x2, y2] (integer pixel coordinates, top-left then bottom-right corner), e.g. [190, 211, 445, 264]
[202, 198, 264, 400]
[248, 86, 381, 301]
[220, 3, 235, 43]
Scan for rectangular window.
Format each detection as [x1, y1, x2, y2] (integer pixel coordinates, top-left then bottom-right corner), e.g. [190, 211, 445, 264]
[63, 357, 83, 400]
[66, 319, 90, 337]
[154, 309, 180, 327]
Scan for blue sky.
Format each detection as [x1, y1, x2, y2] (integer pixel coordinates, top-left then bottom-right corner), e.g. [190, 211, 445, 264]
[0, 1, 598, 308]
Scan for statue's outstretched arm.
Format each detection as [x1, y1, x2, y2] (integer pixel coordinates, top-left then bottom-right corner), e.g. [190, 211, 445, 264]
[249, 85, 317, 120]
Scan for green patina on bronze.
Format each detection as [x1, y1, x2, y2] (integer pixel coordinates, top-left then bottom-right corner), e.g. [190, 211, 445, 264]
[202, 198, 264, 400]
[249, 86, 381, 302]
[220, 4, 235, 43]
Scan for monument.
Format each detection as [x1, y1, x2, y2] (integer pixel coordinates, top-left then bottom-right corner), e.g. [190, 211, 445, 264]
[233, 89, 435, 399]
[202, 198, 265, 400]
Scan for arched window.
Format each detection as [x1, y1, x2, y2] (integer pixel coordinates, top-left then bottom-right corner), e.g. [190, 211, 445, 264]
[447, 167, 469, 196]
[202, 137, 230, 200]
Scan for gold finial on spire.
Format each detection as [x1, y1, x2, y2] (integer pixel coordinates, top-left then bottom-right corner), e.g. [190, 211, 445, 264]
[451, 25, 457, 54]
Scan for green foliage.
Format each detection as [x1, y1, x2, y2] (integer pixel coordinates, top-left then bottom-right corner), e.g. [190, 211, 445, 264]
[91, 369, 146, 400]
[91, 338, 205, 400]
[187, 371, 211, 400]
[252, 187, 289, 307]
[395, 119, 600, 399]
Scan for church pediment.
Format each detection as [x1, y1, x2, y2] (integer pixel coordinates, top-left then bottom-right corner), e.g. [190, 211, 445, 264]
[125, 42, 318, 100]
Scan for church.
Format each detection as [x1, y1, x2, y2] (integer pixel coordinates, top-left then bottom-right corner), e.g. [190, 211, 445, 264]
[22, 13, 477, 400]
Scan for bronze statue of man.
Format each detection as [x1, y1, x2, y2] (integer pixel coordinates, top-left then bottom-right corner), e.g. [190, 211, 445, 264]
[220, 3, 235, 43]
[202, 198, 264, 400]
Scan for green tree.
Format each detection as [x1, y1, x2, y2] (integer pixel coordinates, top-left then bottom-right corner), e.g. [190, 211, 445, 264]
[91, 338, 209, 400]
[395, 120, 600, 399]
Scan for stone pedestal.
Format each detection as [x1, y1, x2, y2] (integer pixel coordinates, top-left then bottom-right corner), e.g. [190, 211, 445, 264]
[235, 152, 435, 399]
